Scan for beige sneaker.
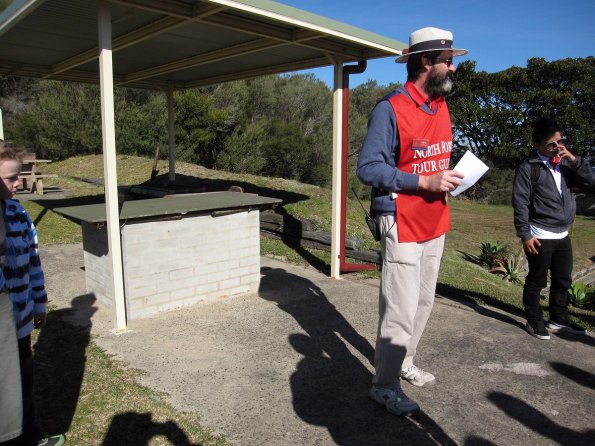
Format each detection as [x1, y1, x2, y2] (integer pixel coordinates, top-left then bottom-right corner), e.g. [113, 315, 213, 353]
[401, 365, 435, 387]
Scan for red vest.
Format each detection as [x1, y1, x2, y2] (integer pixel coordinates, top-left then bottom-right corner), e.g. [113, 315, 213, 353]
[388, 82, 452, 242]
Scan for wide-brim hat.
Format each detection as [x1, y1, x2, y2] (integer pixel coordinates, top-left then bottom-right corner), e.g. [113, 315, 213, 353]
[396, 27, 468, 63]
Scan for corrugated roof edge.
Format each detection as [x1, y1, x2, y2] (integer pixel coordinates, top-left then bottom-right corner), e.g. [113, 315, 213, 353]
[206, 0, 405, 54]
[0, 0, 43, 36]
[0, 0, 405, 54]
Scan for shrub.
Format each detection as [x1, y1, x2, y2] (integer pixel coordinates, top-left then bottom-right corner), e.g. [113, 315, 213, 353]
[479, 240, 508, 268]
[568, 282, 595, 308]
[490, 251, 525, 285]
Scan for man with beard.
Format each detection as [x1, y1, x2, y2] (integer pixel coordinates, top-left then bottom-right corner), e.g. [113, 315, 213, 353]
[357, 27, 467, 416]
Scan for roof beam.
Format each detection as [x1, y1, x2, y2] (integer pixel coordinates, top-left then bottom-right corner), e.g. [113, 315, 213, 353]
[0, 61, 172, 90]
[118, 37, 285, 86]
[202, 12, 365, 59]
[47, 16, 185, 77]
[108, 1, 369, 59]
[109, 0, 202, 19]
[46, 2, 226, 77]
[183, 56, 332, 88]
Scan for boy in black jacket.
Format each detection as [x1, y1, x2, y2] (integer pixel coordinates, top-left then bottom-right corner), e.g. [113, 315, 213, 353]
[512, 118, 594, 339]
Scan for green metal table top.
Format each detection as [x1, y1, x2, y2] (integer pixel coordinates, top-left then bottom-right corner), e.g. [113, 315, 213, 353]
[53, 192, 281, 223]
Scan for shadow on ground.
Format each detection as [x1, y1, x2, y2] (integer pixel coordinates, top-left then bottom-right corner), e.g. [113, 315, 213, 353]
[259, 266, 456, 446]
[102, 412, 201, 446]
[487, 392, 595, 445]
[33, 294, 203, 445]
[436, 281, 595, 335]
[33, 294, 95, 436]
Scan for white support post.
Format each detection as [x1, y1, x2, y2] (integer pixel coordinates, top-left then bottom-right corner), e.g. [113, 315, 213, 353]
[167, 83, 176, 183]
[98, 1, 127, 332]
[330, 62, 344, 279]
[0, 108, 4, 140]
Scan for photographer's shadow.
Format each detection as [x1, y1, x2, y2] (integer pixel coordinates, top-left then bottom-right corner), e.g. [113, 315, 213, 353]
[102, 412, 201, 446]
[33, 293, 96, 436]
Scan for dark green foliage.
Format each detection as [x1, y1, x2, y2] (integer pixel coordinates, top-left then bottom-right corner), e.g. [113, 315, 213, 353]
[7, 80, 168, 160]
[569, 282, 595, 308]
[261, 120, 312, 181]
[489, 250, 526, 285]
[449, 57, 595, 170]
[174, 89, 230, 167]
[13, 81, 103, 158]
[215, 119, 267, 174]
[479, 240, 508, 269]
[348, 80, 403, 200]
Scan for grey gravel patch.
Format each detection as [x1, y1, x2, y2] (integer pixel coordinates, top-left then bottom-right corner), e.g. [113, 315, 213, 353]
[479, 362, 552, 377]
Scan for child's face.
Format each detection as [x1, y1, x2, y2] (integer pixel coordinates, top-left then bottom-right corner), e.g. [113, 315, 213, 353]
[0, 159, 22, 199]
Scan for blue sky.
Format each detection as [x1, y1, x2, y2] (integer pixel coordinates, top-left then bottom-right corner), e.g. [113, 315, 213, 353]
[277, 0, 595, 87]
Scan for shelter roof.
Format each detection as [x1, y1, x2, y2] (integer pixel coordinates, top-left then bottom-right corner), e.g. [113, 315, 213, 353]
[0, 0, 405, 90]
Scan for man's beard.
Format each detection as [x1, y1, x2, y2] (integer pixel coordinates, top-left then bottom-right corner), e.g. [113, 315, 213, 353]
[426, 66, 453, 100]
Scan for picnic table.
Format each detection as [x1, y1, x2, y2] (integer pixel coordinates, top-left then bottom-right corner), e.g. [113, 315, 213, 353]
[19, 155, 56, 195]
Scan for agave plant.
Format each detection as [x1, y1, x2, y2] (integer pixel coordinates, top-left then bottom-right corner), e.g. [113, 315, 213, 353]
[568, 282, 595, 308]
[479, 240, 508, 269]
[490, 251, 525, 285]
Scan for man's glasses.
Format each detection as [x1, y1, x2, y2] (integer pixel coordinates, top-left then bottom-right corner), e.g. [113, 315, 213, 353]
[434, 57, 453, 67]
[541, 138, 566, 150]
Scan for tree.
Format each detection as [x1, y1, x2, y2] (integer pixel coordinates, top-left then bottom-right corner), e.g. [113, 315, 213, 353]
[13, 81, 103, 158]
[174, 89, 230, 167]
[348, 80, 402, 198]
[215, 119, 267, 174]
[449, 57, 595, 169]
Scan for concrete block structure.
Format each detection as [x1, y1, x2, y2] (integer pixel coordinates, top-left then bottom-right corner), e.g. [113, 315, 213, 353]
[56, 192, 280, 319]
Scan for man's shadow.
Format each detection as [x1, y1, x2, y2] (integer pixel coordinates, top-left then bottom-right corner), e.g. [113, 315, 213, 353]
[259, 267, 456, 446]
[486, 392, 595, 445]
[32, 293, 96, 436]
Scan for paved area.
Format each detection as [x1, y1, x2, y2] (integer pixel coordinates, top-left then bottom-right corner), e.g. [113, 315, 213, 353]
[41, 243, 595, 446]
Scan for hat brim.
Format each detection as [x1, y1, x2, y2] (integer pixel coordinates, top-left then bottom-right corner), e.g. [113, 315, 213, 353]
[395, 48, 468, 63]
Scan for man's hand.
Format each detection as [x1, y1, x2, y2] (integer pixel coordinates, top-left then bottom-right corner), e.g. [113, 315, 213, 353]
[418, 170, 464, 192]
[34, 312, 47, 329]
[557, 144, 576, 163]
[523, 237, 541, 255]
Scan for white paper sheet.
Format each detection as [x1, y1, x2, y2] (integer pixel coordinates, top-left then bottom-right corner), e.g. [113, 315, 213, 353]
[449, 151, 489, 197]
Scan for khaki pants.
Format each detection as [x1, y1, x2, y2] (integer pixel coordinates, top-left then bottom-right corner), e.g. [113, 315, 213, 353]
[0, 291, 22, 442]
[373, 215, 445, 386]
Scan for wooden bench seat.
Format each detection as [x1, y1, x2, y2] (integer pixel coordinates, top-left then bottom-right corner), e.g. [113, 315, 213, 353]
[18, 173, 58, 195]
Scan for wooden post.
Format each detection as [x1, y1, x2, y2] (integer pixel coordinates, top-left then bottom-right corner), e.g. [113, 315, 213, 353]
[330, 62, 344, 279]
[98, 0, 127, 332]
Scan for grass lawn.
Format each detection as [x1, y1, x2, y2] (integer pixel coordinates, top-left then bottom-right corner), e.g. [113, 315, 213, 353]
[20, 154, 594, 444]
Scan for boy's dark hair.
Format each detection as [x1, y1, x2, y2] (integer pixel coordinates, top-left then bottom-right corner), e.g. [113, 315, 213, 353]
[406, 50, 442, 81]
[532, 118, 561, 144]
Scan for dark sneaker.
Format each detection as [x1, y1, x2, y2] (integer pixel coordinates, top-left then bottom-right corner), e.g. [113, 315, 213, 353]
[370, 384, 420, 416]
[525, 321, 550, 340]
[547, 319, 586, 335]
[37, 434, 65, 446]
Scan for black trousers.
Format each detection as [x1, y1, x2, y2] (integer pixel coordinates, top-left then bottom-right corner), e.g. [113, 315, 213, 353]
[523, 236, 573, 324]
[17, 335, 42, 445]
